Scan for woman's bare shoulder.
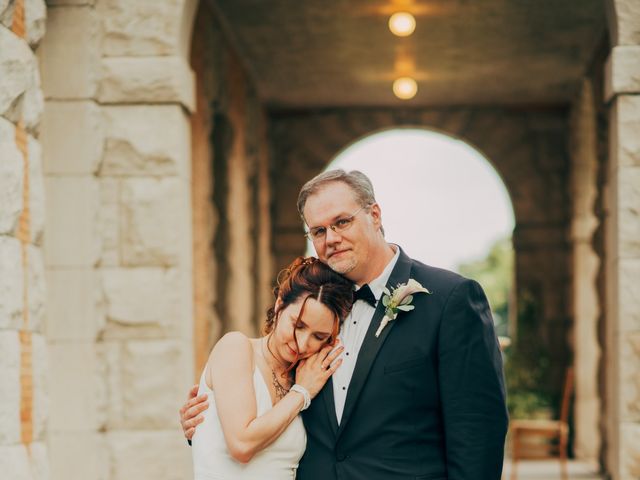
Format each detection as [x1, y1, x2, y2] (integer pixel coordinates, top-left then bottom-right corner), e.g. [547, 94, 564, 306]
[209, 332, 254, 368]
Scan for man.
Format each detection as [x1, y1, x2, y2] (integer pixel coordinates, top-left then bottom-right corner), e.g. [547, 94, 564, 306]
[181, 169, 508, 479]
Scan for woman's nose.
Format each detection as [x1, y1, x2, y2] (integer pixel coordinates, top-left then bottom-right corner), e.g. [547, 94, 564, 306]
[297, 332, 311, 354]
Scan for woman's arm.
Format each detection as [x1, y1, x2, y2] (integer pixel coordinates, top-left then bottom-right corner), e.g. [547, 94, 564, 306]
[210, 332, 341, 463]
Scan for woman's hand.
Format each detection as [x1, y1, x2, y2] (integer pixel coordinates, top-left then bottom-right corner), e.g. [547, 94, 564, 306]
[295, 341, 344, 399]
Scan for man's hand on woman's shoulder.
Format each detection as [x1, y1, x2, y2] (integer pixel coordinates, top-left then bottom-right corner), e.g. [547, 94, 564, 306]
[180, 384, 209, 441]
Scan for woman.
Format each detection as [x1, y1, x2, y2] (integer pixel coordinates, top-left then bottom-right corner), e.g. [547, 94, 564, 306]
[191, 256, 354, 479]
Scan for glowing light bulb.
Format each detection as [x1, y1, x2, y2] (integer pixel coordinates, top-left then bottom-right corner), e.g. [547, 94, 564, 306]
[393, 77, 418, 100]
[388, 12, 416, 37]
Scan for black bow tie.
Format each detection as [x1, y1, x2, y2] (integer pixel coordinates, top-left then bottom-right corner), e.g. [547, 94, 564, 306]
[353, 284, 377, 307]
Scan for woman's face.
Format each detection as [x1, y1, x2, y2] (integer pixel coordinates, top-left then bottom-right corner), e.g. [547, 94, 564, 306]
[272, 295, 336, 364]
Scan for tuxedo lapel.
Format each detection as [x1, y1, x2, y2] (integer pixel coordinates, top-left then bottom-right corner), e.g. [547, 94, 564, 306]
[336, 248, 413, 439]
[322, 378, 339, 436]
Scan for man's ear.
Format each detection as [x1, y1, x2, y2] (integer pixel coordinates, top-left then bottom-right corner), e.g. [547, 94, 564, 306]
[369, 203, 382, 228]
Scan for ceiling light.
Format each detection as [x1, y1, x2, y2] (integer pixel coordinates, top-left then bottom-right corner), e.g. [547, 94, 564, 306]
[388, 12, 416, 37]
[393, 77, 418, 100]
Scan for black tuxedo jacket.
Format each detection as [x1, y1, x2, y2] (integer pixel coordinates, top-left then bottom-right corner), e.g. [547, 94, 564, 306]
[298, 248, 508, 480]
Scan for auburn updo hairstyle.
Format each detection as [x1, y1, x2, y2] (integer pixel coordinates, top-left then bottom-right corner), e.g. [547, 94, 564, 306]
[264, 256, 354, 345]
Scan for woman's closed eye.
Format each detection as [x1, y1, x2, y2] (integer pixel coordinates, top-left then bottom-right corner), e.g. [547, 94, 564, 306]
[295, 320, 330, 341]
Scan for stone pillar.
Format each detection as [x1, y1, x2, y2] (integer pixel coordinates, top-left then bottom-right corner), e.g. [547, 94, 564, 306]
[98, 0, 196, 474]
[604, 1, 640, 476]
[0, 0, 48, 478]
[39, 3, 106, 477]
[224, 57, 257, 337]
[254, 105, 275, 331]
[40, 0, 197, 478]
[569, 79, 601, 459]
[189, 2, 274, 375]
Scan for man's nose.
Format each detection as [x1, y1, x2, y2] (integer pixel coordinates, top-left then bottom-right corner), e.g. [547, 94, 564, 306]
[325, 226, 342, 244]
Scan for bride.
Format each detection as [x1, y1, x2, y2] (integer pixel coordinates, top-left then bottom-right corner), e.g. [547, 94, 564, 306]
[190, 256, 354, 479]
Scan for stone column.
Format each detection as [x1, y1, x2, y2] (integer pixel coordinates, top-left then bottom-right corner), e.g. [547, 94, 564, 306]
[98, 0, 196, 477]
[604, 1, 640, 476]
[0, 0, 48, 478]
[189, 2, 274, 372]
[40, 0, 197, 478]
[39, 3, 106, 477]
[569, 79, 601, 460]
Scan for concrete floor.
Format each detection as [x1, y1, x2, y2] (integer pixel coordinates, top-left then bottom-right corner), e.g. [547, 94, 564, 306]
[503, 460, 604, 480]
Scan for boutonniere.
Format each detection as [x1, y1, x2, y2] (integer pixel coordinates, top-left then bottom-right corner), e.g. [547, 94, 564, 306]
[375, 279, 431, 338]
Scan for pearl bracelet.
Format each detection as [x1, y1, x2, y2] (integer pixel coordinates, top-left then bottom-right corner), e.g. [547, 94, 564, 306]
[290, 384, 311, 411]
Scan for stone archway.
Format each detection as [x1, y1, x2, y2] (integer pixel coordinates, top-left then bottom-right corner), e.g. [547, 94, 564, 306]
[7, 0, 632, 477]
[325, 126, 516, 276]
[271, 107, 574, 401]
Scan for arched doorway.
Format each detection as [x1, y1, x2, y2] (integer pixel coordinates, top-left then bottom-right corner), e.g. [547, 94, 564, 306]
[313, 127, 516, 336]
[270, 107, 586, 463]
[320, 128, 515, 269]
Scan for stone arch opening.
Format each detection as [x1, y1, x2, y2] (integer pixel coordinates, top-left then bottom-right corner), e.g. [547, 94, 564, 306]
[271, 106, 577, 447]
[318, 126, 516, 336]
[324, 128, 514, 276]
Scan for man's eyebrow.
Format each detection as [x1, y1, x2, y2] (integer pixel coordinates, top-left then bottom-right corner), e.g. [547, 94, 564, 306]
[307, 212, 352, 229]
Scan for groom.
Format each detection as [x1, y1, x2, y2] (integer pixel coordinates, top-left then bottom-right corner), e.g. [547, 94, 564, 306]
[181, 169, 508, 479]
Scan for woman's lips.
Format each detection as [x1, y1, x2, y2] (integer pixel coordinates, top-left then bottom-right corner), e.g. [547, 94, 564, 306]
[286, 344, 297, 356]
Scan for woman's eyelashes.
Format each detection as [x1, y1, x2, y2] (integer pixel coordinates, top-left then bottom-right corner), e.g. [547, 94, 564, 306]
[294, 319, 328, 341]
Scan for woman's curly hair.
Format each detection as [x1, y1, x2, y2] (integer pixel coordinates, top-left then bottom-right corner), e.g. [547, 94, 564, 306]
[264, 256, 354, 344]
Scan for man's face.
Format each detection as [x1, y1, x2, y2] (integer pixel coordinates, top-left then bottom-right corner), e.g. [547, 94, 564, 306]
[302, 181, 380, 284]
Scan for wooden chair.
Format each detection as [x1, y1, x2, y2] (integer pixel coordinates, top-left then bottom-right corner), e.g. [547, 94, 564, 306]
[509, 367, 574, 480]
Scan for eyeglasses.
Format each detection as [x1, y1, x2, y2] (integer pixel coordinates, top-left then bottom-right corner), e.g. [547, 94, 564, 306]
[304, 206, 368, 242]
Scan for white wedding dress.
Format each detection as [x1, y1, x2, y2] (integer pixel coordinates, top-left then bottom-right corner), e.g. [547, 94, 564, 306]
[191, 364, 307, 480]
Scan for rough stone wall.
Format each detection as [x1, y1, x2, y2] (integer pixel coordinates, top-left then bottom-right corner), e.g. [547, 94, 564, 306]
[604, 1, 640, 477]
[39, 0, 198, 478]
[0, 0, 48, 478]
[568, 78, 602, 460]
[269, 107, 573, 398]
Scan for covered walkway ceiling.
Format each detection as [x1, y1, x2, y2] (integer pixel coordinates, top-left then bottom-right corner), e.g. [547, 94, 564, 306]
[210, 0, 606, 108]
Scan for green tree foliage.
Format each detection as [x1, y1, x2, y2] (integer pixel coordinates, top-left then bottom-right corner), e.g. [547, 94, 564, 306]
[458, 238, 553, 419]
[504, 290, 553, 419]
[458, 237, 513, 337]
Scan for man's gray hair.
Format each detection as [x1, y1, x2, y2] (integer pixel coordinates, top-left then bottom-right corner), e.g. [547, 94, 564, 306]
[297, 169, 377, 218]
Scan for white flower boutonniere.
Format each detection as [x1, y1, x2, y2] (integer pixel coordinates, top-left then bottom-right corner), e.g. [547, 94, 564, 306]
[375, 279, 431, 338]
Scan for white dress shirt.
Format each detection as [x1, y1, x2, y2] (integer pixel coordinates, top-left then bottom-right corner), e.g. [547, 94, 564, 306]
[332, 246, 400, 424]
